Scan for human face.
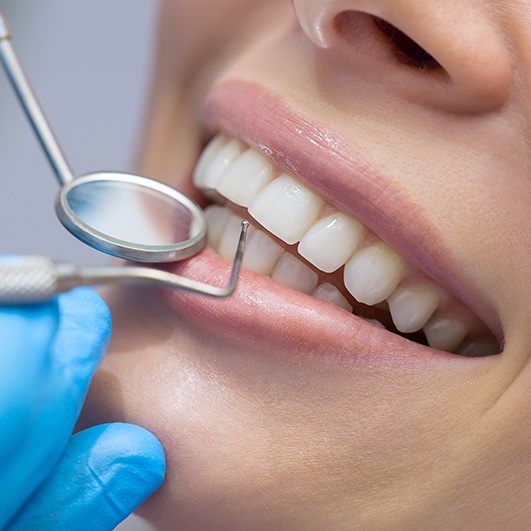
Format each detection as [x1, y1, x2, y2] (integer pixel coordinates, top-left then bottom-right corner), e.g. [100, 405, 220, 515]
[80, 1, 531, 529]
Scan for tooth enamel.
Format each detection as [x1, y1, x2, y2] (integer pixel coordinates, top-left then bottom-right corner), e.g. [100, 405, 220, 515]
[203, 139, 245, 191]
[271, 253, 319, 294]
[242, 230, 283, 276]
[387, 286, 439, 333]
[216, 150, 274, 207]
[193, 135, 226, 189]
[458, 341, 499, 357]
[312, 283, 353, 312]
[218, 215, 245, 261]
[298, 213, 363, 273]
[423, 316, 469, 352]
[344, 244, 404, 306]
[205, 205, 230, 248]
[249, 174, 323, 245]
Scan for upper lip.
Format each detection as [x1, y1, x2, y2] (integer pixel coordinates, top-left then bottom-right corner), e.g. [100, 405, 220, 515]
[201, 80, 502, 342]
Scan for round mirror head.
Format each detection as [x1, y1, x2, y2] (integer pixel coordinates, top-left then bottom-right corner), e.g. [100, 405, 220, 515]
[56, 172, 207, 262]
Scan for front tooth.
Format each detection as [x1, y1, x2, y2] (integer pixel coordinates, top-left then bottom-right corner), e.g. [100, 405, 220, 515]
[312, 283, 353, 312]
[203, 139, 244, 191]
[458, 341, 499, 357]
[193, 135, 226, 188]
[298, 213, 363, 273]
[423, 316, 468, 352]
[242, 230, 283, 276]
[218, 215, 245, 261]
[205, 205, 230, 248]
[344, 244, 404, 306]
[249, 174, 323, 245]
[216, 150, 274, 207]
[387, 286, 439, 333]
[271, 253, 319, 294]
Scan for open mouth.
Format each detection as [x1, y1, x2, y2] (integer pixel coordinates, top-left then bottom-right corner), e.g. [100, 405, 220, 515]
[192, 134, 499, 357]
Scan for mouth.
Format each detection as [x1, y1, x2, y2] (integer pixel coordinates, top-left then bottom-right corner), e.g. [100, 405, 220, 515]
[163, 81, 500, 360]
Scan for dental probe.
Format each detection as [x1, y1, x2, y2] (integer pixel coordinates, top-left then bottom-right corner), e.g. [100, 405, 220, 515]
[0, 221, 249, 304]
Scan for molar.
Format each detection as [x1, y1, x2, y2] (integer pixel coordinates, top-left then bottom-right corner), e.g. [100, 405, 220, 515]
[387, 286, 439, 334]
[249, 174, 323, 245]
[344, 244, 405, 306]
[423, 316, 469, 353]
[298, 213, 363, 273]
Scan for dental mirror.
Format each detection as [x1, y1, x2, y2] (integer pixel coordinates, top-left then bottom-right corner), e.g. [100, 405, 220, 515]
[0, 10, 247, 303]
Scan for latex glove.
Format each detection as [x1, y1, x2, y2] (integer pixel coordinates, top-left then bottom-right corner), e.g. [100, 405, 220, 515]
[0, 287, 165, 530]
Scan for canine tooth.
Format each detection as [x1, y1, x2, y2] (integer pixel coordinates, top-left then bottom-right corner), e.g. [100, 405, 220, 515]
[193, 135, 226, 188]
[203, 139, 244, 191]
[312, 283, 353, 312]
[387, 286, 439, 333]
[458, 341, 499, 357]
[298, 213, 363, 273]
[205, 205, 230, 249]
[218, 215, 245, 261]
[344, 244, 404, 306]
[423, 316, 468, 353]
[249, 174, 323, 245]
[271, 253, 319, 294]
[217, 150, 273, 207]
[242, 230, 283, 276]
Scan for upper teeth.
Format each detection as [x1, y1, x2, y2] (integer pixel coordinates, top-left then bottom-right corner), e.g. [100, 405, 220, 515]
[194, 135, 497, 355]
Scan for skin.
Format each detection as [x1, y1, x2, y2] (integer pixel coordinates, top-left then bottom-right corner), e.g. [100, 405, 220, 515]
[79, 1, 531, 529]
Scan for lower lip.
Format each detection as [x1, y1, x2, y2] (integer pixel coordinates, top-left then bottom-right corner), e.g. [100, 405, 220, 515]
[160, 246, 482, 368]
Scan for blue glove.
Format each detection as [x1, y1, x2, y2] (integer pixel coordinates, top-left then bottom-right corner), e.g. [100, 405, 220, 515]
[0, 287, 166, 530]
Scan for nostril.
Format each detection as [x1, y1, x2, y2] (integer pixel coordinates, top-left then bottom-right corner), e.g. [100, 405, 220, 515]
[372, 17, 441, 71]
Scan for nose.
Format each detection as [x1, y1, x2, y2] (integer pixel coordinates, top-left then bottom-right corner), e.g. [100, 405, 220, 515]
[293, 0, 513, 113]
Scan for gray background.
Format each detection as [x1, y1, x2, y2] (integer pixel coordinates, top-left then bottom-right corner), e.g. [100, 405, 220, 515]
[0, 1, 160, 529]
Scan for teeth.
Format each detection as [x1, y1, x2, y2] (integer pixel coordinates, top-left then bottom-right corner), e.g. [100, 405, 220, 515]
[458, 341, 499, 357]
[218, 215, 245, 261]
[387, 286, 439, 334]
[298, 213, 363, 273]
[198, 135, 493, 356]
[344, 244, 404, 306]
[312, 283, 353, 312]
[242, 230, 283, 276]
[193, 135, 226, 189]
[203, 139, 244, 190]
[248, 174, 323, 245]
[358, 317, 387, 329]
[205, 205, 230, 248]
[216, 150, 274, 207]
[271, 253, 319, 294]
[423, 316, 469, 353]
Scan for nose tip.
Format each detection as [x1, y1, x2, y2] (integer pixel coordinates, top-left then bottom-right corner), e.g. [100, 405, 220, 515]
[293, 0, 514, 113]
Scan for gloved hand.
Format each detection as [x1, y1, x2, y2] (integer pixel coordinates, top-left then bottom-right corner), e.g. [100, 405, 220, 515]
[0, 286, 165, 530]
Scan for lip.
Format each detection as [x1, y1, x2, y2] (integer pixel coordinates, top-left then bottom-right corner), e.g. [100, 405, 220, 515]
[160, 80, 502, 364]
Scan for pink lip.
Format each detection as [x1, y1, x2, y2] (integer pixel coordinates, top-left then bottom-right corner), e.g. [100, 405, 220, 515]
[161, 80, 501, 364]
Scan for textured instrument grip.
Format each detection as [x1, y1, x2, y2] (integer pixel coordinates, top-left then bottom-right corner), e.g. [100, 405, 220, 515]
[0, 256, 59, 304]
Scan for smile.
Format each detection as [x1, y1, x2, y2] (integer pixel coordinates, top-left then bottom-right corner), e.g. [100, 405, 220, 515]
[192, 133, 498, 356]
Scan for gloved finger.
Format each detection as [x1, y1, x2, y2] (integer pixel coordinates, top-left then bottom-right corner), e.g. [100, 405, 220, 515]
[0, 301, 59, 456]
[0, 288, 111, 528]
[6, 423, 166, 531]
[0, 301, 59, 525]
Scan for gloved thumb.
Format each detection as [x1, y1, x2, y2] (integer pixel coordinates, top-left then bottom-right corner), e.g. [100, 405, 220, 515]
[6, 423, 166, 531]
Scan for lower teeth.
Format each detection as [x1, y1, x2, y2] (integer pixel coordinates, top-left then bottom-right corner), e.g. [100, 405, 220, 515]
[205, 206, 498, 356]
